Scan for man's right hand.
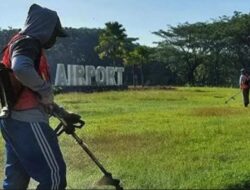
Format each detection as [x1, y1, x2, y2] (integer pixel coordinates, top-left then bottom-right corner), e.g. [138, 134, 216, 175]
[51, 104, 85, 134]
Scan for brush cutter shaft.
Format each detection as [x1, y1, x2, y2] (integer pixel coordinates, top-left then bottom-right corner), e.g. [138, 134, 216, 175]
[71, 132, 123, 190]
[225, 91, 241, 104]
[52, 107, 123, 189]
[71, 132, 110, 176]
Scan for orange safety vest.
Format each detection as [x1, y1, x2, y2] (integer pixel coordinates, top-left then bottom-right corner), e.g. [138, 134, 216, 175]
[1, 33, 50, 110]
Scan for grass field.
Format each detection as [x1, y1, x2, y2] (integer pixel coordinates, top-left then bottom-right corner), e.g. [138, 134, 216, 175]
[1, 87, 250, 189]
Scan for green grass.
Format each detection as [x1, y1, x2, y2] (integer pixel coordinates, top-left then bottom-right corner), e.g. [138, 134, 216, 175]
[1, 87, 250, 189]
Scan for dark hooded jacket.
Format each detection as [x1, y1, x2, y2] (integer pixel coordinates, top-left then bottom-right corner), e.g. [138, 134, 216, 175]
[21, 4, 66, 45]
[9, 4, 66, 123]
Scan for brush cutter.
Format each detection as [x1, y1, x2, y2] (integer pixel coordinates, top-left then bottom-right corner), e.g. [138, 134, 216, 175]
[51, 104, 123, 190]
[225, 91, 241, 104]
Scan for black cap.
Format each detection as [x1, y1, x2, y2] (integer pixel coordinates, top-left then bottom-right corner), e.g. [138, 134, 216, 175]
[56, 18, 68, 37]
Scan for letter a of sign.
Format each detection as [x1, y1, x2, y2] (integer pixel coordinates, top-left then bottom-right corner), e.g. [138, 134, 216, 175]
[55, 64, 68, 86]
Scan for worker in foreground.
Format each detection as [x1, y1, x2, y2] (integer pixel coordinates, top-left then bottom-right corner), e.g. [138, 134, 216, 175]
[0, 4, 71, 189]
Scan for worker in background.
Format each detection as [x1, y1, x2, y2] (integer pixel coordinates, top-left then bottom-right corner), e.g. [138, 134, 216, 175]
[239, 68, 250, 107]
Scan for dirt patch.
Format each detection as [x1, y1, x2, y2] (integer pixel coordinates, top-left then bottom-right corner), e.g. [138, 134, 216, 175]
[86, 131, 164, 155]
[193, 89, 210, 93]
[190, 107, 245, 117]
[128, 85, 176, 91]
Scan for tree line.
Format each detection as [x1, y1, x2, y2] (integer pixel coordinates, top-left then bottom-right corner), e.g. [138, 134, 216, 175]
[1, 11, 250, 87]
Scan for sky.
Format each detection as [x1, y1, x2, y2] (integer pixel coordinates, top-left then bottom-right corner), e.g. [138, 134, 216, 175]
[1, 0, 250, 46]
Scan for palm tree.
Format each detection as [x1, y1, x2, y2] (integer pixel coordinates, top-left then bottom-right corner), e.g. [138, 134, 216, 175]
[95, 21, 127, 66]
[124, 46, 151, 87]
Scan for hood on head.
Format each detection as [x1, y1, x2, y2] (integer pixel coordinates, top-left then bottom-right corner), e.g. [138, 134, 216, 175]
[20, 4, 67, 45]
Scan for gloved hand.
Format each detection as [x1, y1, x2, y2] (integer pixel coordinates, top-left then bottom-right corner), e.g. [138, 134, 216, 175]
[62, 112, 82, 134]
[63, 112, 81, 124]
[51, 103, 85, 134]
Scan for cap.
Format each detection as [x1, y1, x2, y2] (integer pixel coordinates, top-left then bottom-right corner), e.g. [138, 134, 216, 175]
[56, 18, 68, 37]
[241, 68, 246, 73]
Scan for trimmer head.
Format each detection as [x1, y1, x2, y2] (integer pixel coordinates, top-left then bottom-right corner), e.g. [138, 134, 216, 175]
[97, 173, 123, 190]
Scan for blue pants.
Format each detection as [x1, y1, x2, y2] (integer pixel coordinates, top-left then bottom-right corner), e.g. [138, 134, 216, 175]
[0, 118, 67, 190]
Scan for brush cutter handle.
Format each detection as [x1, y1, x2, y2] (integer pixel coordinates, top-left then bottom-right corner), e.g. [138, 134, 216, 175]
[51, 103, 85, 135]
[72, 120, 85, 129]
[54, 119, 85, 136]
